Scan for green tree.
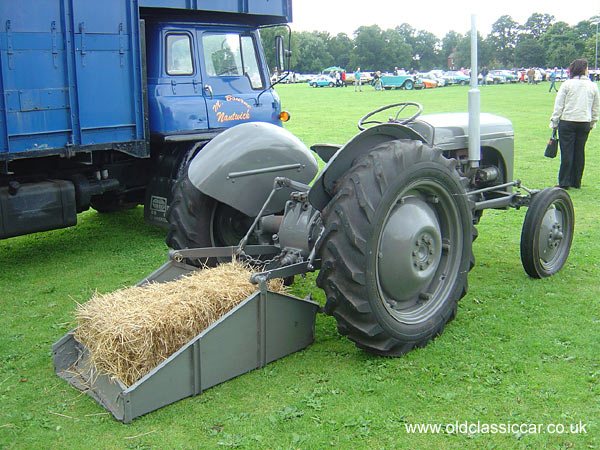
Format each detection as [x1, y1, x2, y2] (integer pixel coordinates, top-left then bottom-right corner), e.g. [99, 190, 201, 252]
[540, 22, 582, 68]
[574, 19, 599, 67]
[327, 33, 354, 70]
[441, 31, 463, 69]
[350, 25, 386, 70]
[513, 38, 546, 67]
[454, 31, 492, 69]
[521, 13, 555, 40]
[293, 31, 333, 73]
[412, 30, 442, 70]
[488, 15, 520, 66]
[382, 27, 413, 71]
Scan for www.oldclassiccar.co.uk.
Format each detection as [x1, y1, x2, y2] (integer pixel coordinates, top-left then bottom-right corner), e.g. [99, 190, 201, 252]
[404, 421, 588, 435]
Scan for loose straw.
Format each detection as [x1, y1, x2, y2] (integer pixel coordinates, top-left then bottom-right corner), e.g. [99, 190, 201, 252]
[74, 261, 284, 387]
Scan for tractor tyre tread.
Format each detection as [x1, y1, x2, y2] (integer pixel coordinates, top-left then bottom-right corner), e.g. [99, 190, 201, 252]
[165, 174, 216, 266]
[316, 140, 474, 356]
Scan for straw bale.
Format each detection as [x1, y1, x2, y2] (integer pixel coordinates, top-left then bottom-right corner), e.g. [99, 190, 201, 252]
[74, 261, 285, 387]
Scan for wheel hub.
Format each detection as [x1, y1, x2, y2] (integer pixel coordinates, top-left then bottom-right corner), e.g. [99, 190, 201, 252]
[377, 196, 442, 302]
[412, 232, 437, 271]
[540, 208, 563, 262]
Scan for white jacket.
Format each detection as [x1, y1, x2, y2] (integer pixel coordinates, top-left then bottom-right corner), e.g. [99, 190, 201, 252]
[550, 76, 599, 127]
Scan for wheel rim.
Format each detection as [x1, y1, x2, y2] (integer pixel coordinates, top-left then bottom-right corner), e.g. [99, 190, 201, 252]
[210, 203, 256, 247]
[376, 179, 463, 324]
[537, 199, 569, 271]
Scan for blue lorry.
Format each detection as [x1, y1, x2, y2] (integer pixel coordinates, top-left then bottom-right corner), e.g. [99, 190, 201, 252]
[0, 0, 290, 239]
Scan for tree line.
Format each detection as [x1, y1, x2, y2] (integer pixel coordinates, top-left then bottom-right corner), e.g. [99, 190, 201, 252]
[260, 13, 600, 74]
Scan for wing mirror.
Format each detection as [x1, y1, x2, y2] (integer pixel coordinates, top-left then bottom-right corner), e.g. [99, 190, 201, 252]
[275, 35, 289, 73]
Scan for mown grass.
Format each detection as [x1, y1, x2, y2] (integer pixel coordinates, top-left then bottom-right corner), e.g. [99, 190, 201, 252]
[1, 82, 599, 449]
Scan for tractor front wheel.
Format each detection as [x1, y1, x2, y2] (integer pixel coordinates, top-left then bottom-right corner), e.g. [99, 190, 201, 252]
[316, 140, 474, 356]
[520, 187, 574, 278]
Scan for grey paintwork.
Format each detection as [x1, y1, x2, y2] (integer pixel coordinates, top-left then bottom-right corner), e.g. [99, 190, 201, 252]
[308, 123, 426, 211]
[53, 260, 319, 423]
[188, 122, 319, 217]
[308, 113, 514, 211]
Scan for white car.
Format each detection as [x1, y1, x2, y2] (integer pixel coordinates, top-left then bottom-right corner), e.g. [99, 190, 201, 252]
[420, 72, 445, 87]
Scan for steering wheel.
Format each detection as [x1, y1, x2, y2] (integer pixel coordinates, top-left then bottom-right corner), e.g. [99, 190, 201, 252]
[358, 102, 423, 131]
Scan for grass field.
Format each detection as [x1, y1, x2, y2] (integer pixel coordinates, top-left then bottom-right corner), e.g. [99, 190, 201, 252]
[1, 82, 599, 449]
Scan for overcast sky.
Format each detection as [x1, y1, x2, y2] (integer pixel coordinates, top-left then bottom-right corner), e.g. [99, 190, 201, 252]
[291, 0, 600, 38]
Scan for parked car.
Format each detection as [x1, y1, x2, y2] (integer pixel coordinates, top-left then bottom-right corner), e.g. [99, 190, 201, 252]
[490, 69, 518, 83]
[420, 72, 445, 87]
[418, 76, 437, 89]
[309, 75, 337, 87]
[380, 74, 419, 90]
[295, 73, 316, 83]
[479, 73, 504, 84]
[444, 70, 470, 85]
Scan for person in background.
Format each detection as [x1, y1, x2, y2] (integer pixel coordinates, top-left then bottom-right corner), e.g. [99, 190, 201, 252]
[480, 66, 489, 86]
[341, 70, 346, 87]
[550, 58, 599, 189]
[354, 67, 362, 92]
[527, 67, 535, 84]
[548, 68, 558, 92]
[373, 71, 383, 91]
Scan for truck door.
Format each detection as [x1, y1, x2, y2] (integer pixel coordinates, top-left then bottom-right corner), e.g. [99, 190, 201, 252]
[158, 30, 209, 132]
[197, 29, 278, 129]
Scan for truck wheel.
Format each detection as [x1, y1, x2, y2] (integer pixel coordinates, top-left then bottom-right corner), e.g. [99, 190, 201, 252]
[520, 187, 574, 278]
[316, 140, 474, 356]
[166, 174, 256, 266]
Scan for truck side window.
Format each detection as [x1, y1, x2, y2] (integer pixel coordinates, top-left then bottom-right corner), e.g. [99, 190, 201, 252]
[202, 33, 263, 90]
[166, 34, 194, 75]
[240, 35, 263, 90]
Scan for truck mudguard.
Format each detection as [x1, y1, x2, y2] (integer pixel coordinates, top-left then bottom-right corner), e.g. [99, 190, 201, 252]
[308, 123, 426, 211]
[187, 122, 318, 217]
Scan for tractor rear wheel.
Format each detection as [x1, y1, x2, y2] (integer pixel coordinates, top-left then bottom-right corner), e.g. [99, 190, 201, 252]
[166, 174, 256, 266]
[316, 140, 474, 356]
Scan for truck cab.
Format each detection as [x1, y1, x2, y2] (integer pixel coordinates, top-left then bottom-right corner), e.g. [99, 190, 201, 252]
[0, 0, 290, 239]
[145, 20, 281, 136]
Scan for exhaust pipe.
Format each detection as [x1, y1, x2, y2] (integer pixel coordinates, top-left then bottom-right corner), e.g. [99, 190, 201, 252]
[468, 14, 481, 170]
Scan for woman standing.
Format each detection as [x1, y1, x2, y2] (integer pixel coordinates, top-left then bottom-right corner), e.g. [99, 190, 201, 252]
[550, 59, 599, 189]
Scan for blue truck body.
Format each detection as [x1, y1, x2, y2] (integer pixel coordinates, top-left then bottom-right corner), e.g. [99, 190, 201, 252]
[0, 0, 291, 237]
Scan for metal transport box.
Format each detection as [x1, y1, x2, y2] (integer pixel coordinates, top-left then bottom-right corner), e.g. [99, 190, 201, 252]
[0, 0, 146, 159]
[0, 0, 290, 160]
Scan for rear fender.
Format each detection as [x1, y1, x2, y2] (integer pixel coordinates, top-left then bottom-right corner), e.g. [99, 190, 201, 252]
[308, 124, 426, 211]
[187, 122, 318, 217]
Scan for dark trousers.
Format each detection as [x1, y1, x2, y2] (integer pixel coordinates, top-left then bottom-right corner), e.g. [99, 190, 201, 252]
[557, 120, 591, 188]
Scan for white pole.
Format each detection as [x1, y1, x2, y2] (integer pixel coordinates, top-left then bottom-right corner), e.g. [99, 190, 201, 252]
[468, 14, 480, 169]
[592, 18, 600, 70]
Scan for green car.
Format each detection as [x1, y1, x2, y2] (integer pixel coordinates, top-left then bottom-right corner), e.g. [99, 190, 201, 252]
[380, 74, 421, 90]
[490, 70, 518, 83]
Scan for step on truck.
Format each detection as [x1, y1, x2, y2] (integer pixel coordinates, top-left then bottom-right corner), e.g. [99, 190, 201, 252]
[0, 0, 291, 238]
